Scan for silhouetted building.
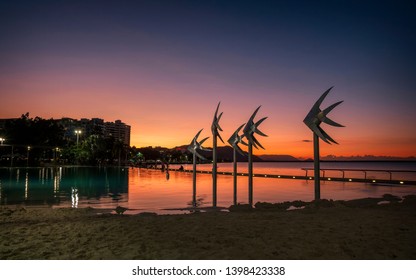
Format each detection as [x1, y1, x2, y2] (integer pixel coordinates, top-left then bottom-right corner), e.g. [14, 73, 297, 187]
[0, 116, 131, 147]
[104, 120, 131, 146]
[59, 117, 131, 146]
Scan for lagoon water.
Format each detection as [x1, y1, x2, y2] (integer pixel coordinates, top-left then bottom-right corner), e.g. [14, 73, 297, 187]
[1, 162, 416, 214]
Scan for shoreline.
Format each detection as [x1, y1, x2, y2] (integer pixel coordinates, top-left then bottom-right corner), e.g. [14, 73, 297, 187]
[1, 195, 415, 260]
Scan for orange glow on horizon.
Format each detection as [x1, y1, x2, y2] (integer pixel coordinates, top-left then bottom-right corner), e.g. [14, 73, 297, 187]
[0, 61, 415, 159]
[1, 95, 415, 159]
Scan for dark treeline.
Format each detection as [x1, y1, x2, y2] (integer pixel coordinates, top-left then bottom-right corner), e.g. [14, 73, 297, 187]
[0, 113, 194, 166]
[4, 113, 65, 147]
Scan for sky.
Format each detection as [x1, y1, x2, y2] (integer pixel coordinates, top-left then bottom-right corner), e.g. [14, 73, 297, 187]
[0, 0, 415, 158]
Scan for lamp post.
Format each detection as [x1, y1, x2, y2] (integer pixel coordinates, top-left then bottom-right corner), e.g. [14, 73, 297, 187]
[75, 130, 82, 146]
[0, 138, 4, 164]
[10, 145, 14, 167]
[27, 146, 31, 167]
[54, 147, 59, 163]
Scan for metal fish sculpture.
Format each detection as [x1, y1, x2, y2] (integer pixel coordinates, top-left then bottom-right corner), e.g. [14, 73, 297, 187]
[227, 123, 246, 156]
[227, 123, 246, 205]
[211, 102, 224, 143]
[242, 106, 268, 206]
[304, 87, 344, 200]
[211, 102, 224, 207]
[187, 129, 210, 207]
[187, 129, 210, 160]
[242, 106, 268, 149]
[303, 86, 344, 144]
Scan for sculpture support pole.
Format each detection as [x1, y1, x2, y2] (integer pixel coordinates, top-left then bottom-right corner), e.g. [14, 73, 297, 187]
[313, 133, 320, 200]
[248, 142, 253, 206]
[233, 148, 237, 205]
[213, 135, 217, 207]
[193, 152, 197, 207]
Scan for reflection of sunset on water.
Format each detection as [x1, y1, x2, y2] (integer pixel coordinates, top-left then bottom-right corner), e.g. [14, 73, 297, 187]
[127, 168, 416, 213]
[1, 166, 416, 214]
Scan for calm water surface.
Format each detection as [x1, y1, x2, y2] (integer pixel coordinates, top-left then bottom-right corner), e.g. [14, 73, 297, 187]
[1, 162, 415, 214]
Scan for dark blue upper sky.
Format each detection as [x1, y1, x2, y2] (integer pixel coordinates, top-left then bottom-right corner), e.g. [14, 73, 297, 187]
[2, 0, 415, 91]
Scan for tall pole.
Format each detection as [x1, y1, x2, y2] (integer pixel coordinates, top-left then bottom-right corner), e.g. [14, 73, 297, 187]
[212, 135, 217, 207]
[118, 145, 121, 167]
[27, 146, 30, 167]
[313, 133, 320, 200]
[75, 130, 81, 146]
[10, 145, 14, 167]
[211, 102, 222, 208]
[248, 142, 253, 206]
[243, 106, 267, 207]
[233, 148, 237, 205]
[192, 152, 197, 208]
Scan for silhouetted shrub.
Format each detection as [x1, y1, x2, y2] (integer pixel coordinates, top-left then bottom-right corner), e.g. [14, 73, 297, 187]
[229, 204, 253, 212]
[382, 193, 401, 202]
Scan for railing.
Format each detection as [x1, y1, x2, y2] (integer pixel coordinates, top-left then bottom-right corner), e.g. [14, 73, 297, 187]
[148, 166, 416, 186]
[301, 168, 416, 180]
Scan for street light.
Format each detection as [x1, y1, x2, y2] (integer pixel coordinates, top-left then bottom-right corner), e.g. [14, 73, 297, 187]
[27, 146, 31, 167]
[75, 130, 82, 146]
[0, 138, 5, 164]
[54, 147, 59, 162]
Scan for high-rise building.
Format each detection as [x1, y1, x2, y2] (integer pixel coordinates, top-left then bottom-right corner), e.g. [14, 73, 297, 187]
[104, 120, 131, 146]
[0, 116, 131, 147]
[67, 118, 131, 146]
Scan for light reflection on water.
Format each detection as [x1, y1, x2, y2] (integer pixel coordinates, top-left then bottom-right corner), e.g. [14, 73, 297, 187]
[0, 164, 415, 214]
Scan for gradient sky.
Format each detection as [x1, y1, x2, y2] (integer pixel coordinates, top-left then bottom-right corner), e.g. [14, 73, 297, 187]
[1, 0, 415, 157]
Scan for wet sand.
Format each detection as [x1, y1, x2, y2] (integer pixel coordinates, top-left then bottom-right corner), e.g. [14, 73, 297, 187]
[1, 195, 415, 260]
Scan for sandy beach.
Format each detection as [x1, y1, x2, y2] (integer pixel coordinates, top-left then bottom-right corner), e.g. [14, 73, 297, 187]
[1, 195, 415, 260]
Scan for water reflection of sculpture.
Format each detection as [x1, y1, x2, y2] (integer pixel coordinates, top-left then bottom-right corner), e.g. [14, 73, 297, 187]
[304, 87, 344, 200]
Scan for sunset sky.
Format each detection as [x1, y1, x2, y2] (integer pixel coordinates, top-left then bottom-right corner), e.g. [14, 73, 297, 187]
[1, 0, 415, 158]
